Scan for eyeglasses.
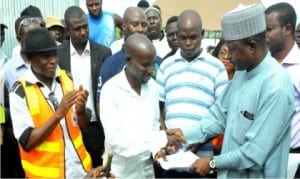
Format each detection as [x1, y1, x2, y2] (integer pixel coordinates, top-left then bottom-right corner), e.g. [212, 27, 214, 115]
[17, 17, 43, 35]
[218, 50, 232, 58]
[48, 92, 59, 110]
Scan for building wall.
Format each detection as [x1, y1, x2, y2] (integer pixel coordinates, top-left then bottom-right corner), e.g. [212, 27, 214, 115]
[154, 0, 260, 31]
[1, 0, 76, 58]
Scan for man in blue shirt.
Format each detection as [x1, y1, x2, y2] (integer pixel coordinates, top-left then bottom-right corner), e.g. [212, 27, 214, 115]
[168, 4, 295, 178]
[96, 7, 162, 113]
[86, 0, 122, 47]
[156, 9, 228, 178]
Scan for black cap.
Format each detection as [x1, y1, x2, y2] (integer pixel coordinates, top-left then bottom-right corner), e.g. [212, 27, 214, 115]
[21, 5, 43, 18]
[22, 28, 58, 54]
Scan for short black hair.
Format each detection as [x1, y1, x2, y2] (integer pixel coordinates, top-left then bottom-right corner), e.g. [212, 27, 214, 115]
[137, 0, 150, 8]
[265, 2, 296, 34]
[166, 16, 178, 27]
[212, 39, 225, 58]
[64, 6, 86, 27]
[21, 5, 43, 18]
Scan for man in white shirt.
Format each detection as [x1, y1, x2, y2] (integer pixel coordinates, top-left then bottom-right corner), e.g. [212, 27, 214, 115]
[100, 33, 181, 178]
[145, 6, 170, 59]
[57, 6, 112, 168]
[265, 3, 300, 177]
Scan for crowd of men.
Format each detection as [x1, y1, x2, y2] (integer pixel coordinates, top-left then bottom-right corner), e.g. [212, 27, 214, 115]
[1, 0, 300, 178]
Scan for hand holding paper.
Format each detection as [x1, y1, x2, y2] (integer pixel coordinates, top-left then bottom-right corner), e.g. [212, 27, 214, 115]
[190, 157, 212, 176]
[157, 150, 199, 170]
[154, 128, 186, 162]
[166, 128, 186, 154]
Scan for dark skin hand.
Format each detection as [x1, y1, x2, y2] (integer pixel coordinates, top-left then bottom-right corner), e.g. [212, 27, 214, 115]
[186, 142, 203, 154]
[154, 128, 186, 161]
[159, 101, 167, 130]
[75, 85, 90, 129]
[166, 128, 185, 143]
[154, 148, 167, 161]
[166, 131, 186, 154]
[190, 157, 211, 176]
[24, 85, 89, 151]
[84, 165, 116, 178]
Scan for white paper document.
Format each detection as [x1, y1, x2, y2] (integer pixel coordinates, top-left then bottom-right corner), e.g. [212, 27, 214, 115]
[157, 150, 199, 170]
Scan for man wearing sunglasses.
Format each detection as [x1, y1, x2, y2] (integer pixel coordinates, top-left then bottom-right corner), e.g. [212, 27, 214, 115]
[12, 4, 45, 57]
[4, 16, 43, 91]
[9, 28, 93, 178]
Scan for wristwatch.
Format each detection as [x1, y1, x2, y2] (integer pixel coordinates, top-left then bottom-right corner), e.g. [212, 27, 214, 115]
[209, 157, 216, 170]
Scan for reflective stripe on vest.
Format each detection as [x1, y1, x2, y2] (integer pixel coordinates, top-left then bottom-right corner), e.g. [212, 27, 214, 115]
[0, 105, 5, 123]
[18, 69, 91, 178]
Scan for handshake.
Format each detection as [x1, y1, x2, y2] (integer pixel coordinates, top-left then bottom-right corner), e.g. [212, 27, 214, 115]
[154, 128, 214, 177]
[154, 128, 186, 161]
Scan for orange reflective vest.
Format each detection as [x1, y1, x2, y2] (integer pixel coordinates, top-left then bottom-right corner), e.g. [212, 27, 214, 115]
[18, 70, 92, 178]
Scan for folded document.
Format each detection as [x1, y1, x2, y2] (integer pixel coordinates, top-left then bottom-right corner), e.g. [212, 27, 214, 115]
[157, 150, 199, 170]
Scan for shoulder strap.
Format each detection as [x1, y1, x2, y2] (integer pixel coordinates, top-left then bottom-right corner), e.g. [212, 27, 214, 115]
[58, 69, 74, 93]
[19, 78, 40, 115]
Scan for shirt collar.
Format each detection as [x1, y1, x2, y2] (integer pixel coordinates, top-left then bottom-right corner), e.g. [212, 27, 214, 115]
[246, 52, 272, 79]
[118, 68, 131, 92]
[281, 42, 300, 65]
[174, 48, 206, 62]
[118, 68, 151, 97]
[14, 54, 29, 70]
[70, 41, 90, 56]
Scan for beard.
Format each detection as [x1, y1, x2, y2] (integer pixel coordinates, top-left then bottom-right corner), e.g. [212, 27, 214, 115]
[147, 30, 161, 40]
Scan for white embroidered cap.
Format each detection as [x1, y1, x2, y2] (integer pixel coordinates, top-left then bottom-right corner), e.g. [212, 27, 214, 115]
[221, 3, 266, 41]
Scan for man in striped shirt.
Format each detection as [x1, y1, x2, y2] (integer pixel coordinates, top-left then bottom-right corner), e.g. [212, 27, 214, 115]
[156, 9, 228, 177]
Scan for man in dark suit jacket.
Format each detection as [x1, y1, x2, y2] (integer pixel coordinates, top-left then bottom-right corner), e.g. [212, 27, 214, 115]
[58, 6, 111, 168]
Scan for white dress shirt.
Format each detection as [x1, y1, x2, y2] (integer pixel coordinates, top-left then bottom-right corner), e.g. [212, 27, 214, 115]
[281, 43, 300, 149]
[4, 54, 30, 91]
[100, 69, 167, 178]
[70, 41, 97, 122]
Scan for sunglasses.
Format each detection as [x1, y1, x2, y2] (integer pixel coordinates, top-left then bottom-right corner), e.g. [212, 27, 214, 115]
[48, 92, 59, 110]
[17, 17, 44, 35]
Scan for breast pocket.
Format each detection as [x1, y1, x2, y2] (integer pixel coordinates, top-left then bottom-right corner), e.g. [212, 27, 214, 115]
[231, 111, 254, 144]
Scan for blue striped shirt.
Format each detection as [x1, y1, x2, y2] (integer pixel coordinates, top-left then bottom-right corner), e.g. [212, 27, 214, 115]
[156, 50, 228, 154]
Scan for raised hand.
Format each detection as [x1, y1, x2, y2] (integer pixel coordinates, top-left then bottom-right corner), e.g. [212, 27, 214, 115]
[55, 90, 77, 119]
[75, 85, 89, 114]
